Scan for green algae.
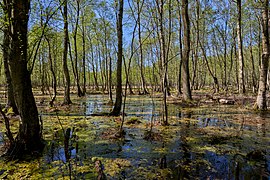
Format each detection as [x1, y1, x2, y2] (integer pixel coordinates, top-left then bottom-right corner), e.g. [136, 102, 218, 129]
[0, 94, 269, 179]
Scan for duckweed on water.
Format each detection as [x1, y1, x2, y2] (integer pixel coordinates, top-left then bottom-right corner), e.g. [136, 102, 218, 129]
[0, 94, 269, 179]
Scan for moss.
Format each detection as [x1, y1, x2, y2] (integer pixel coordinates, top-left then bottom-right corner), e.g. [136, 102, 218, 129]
[0, 94, 269, 179]
[126, 117, 142, 125]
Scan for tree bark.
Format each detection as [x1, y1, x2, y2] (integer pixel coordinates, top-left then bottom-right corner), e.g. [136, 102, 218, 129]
[177, 0, 183, 95]
[45, 37, 57, 107]
[237, 0, 245, 94]
[73, 0, 83, 97]
[110, 0, 124, 116]
[62, 0, 72, 105]
[82, 13, 86, 96]
[249, 21, 257, 93]
[181, 0, 192, 100]
[137, 0, 148, 95]
[7, 0, 43, 156]
[2, 1, 19, 115]
[255, 0, 269, 110]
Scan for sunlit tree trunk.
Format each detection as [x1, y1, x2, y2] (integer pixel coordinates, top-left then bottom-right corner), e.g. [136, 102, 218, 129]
[181, 0, 192, 100]
[191, 0, 200, 90]
[237, 0, 245, 94]
[62, 0, 72, 105]
[108, 56, 113, 102]
[81, 12, 86, 95]
[255, 0, 269, 110]
[102, 17, 112, 99]
[73, 0, 83, 97]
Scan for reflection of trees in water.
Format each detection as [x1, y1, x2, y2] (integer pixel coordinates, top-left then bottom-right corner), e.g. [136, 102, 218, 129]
[175, 113, 192, 179]
[173, 110, 269, 179]
[47, 128, 79, 163]
[47, 128, 79, 178]
[257, 113, 267, 137]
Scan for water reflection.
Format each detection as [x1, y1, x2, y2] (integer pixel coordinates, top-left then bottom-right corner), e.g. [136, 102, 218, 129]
[46, 129, 78, 163]
[44, 95, 270, 179]
[84, 95, 181, 121]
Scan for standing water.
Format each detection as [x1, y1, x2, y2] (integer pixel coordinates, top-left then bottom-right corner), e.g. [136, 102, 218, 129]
[0, 94, 269, 179]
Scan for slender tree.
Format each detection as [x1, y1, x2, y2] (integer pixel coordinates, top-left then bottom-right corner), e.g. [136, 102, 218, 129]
[81, 10, 86, 96]
[181, 0, 192, 100]
[255, 0, 269, 110]
[176, 0, 183, 96]
[72, 0, 83, 97]
[2, 1, 19, 115]
[62, 0, 72, 105]
[45, 36, 57, 107]
[237, 0, 245, 94]
[137, 0, 148, 95]
[110, 0, 124, 116]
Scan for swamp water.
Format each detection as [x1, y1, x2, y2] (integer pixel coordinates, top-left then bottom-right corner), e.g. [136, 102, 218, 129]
[0, 95, 269, 179]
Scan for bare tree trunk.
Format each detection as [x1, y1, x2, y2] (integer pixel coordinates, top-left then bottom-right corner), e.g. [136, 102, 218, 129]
[102, 18, 111, 99]
[108, 56, 113, 102]
[237, 0, 245, 94]
[82, 12, 86, 95]
[255, 0, 269, 110]
[177, 0, 183, 96]
[228, 28, 236, 86]
[156, 0, 169, 125]
[137, 0, 148, 95]
[45, 37, 57, 107]
[191, 0, 200, 90]
[110, 0, 124, 116]
[89, 42, 99, 91]
[2, 1, 19, 115]
[73, 0, 83, 97]
[182, 0, 192, 100]
[62, 0, 72, 105]
[249, 16, 257, 93]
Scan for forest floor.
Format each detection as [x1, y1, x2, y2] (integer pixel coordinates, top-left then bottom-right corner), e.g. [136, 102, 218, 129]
[0, 88, 269, 179]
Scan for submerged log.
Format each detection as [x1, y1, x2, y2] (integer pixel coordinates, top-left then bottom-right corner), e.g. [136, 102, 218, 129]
[219, 98, 235, 105]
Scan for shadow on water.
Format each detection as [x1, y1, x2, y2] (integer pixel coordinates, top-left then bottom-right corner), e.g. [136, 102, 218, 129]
[37, 95, 270, 179]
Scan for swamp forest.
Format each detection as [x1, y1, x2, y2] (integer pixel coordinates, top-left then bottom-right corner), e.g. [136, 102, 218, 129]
[0, 0, 269, 179]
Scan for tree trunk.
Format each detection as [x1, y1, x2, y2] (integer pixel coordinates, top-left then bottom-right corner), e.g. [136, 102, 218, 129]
[7, 0, 43, 156]
[108, 56, 113, 102]
[45, 37, 57, 107]
[177, 0, 183, 95]
[73, 0, 83, 97]
[62, 0, 72, 105]
[90, 42, 99, 91]
[110, 0, 124, 116]
[255, 0, 269, 110]
[249, 17, 257, 93]
[2, 1, 19, 115]
[137, 0, 148, 95]
[237, 0, 245, 94]
[181, 0, 192, 100]
[82, 12, 86, 95]
[191, 0, 200, 90]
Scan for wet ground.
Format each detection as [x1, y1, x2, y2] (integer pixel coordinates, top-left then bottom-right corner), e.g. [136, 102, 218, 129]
[0, 94, 269, 179]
